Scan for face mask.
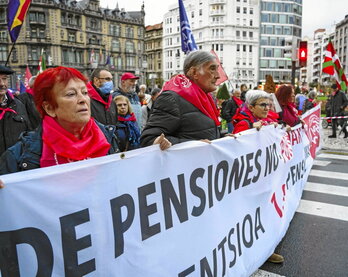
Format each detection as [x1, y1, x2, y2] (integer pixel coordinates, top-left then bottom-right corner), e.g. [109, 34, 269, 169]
[99, 81, 113, 95]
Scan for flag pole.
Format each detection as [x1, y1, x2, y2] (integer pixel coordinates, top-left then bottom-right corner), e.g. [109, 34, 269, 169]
[5, 42, 16, 67]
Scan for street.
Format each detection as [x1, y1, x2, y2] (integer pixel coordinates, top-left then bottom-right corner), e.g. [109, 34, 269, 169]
[252, 152, 348, 277]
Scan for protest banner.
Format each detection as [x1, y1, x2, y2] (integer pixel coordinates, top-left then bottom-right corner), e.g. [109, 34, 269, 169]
[0, 106, 321, 276]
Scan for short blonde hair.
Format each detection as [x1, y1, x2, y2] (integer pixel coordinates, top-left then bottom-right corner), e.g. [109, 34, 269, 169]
[114, 95, 133, 114]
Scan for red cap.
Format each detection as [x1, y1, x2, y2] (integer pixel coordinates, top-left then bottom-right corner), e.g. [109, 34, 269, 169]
[121, 72, 139, 81]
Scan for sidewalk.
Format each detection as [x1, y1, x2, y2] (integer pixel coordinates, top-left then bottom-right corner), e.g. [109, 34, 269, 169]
[321, 126, 348, 154]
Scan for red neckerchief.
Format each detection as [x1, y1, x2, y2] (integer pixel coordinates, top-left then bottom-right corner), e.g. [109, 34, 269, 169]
[118, 113, 137, 122]
[26, 88, 34, 95]
[162, 75, 220, 126]
[40, 116, 110, 168]
[0, 107, 17, 120]
[232, 96, 244, 107]
[87, 82, 112, 110]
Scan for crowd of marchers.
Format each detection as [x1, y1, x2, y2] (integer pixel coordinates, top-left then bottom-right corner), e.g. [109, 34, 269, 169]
[0, 50, 347, 265]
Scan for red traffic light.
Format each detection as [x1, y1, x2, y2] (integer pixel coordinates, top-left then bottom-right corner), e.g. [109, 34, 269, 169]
[299, 41, 308, 67]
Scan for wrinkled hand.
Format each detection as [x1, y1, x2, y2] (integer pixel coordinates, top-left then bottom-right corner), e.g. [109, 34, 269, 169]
[283, 124, 292, 132]
[270, 122, 278, 128]
[253, 121, 263, 131]
[0, 180, 4, 189]
[153, 133, 172, 150]
[300, 119, 306, 128]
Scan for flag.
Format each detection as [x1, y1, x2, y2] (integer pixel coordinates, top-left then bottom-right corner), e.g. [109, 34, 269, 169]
[24, 65, 32, 88]
[210, 50, 228, 86]
[38, 49, 46, 73]
[20, 81, 26, 93]
[178, 0, 197, 54]
[322, 41, 348, 91]
[7, 0, 32, 43]
[105, 54, 111, 66]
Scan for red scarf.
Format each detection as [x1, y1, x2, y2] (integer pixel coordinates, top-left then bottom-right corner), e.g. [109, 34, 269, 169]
[118, 113, 137, 122]
[233, 96, 244, 107]
[40, 116, 110, 167]
[87, 82, 112, 110]
[162, 75, 220, 126]
[0, 107, 17, 120]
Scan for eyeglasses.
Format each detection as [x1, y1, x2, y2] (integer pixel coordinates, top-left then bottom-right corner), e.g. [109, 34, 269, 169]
[116, 103, 128, 107]
[255, 103, 270, 109]
[98, 77, 113, 81]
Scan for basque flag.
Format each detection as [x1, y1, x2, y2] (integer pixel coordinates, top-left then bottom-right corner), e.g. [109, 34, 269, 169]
[7, 0, 32, 43]
[178, 0, 197, 54]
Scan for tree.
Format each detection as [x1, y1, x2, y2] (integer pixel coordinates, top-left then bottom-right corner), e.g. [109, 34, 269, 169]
[264, 75, 276, 93]
[216, 83, 230, 100]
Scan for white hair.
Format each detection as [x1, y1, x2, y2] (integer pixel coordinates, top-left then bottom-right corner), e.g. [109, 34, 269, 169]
[245, 90, 271, 105]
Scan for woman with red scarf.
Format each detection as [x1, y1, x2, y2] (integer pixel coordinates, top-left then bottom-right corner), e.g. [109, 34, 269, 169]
[0, 66, 120, 174]
[275, 85, 301, 127]
[141, 50, 222, 147]
[232, 90, 278, 134]
[114, 95, 141, 151]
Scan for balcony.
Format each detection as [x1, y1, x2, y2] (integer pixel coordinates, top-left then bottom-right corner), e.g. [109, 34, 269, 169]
[209, 0, 226, 4]
[209, 10, 226, 16]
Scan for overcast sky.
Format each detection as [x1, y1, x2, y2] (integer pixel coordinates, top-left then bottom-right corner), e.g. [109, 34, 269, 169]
[100, 0, 348, 38]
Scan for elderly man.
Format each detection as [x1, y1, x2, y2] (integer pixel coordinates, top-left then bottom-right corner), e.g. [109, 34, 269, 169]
[141, 50, 221, 146]
[0, 65, 32, 156]
[87, 68, 118, 127]
[328, 83, 348, 138]
[112, 72, 142, 129]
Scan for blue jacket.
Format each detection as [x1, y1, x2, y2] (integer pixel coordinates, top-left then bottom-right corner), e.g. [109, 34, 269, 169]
[0, 120, 119, 175]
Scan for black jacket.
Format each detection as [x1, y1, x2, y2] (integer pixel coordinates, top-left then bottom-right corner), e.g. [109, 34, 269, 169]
[0, 120, 119, 175]
[16, 92, 41, 129]
[220, 98, 239, 122]
[330, 90, 348, 116]
[0, 92, 32, 156]
[141, 91, 220, 146]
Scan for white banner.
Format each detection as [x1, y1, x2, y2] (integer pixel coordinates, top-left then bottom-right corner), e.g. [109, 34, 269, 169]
[0, 107, 321, 277]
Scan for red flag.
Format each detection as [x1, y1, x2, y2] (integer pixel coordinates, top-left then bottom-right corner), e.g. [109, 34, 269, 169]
[322, 41, 348, 90]
[24, 65, 32, 89]
[210, 50, 228, 86]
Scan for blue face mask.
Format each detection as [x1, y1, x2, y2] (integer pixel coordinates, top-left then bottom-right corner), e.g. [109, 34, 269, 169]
[99, 81, 113, 95]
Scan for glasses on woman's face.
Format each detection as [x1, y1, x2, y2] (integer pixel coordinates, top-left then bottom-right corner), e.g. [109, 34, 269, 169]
[254, 103, 270, 109]
[116, 103, 128, 107]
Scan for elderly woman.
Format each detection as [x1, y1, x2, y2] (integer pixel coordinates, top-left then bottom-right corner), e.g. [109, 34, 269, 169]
[0, 66, 119, 174]
[141, 50, 221, 147]
[114, 95, 141, 151]
[275, 85, 301, 127]
[232, 90, 277, 134]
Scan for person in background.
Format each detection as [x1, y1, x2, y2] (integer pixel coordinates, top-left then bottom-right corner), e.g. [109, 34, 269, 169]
[328, 83, 348, 138]
[240, 83, 248, 102]
[114, 95, 141, 151]
[0, 65, 32, 156]
[139, 84, 151, 105]
[275, 85, 301, 127]
[141, 88, 161, 130]
[16, 75, 41, 129]
[0, 66, 119, 174]
[141, 50, 222, 147]
[112, 72, 142, 130]
[295, 92, 307, 115]
[302, 90, 318, 114]
[221, 89, 243, 133]
[87, 68, 118, 127]
[232, 90, 277, 134]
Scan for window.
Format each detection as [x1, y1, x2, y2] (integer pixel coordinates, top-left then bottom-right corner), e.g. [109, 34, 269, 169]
[126, 27, 134, 38]
[237, 44, 240, 52]
[0, 45, 6, 61]
[112, 40, 120, 52]
[250, 8, 253, 15]
[68, 31, 76, 42]
[243, 7, 247, 14]
[110, 25, 121, 36]
[191, 11, 194, 18]
[249, 32, 253, 38]
[236, 7, 240, 13]
[250, 20, 253, 26]
[125, 41, 134, 53]
[29, 12, 45, 23]
[126, 56, 135, 68]
[236, 30, 240, 37]
[243, 45, 246, 52]
[243, 31, 246, 37]
[249, 45, 252, 52]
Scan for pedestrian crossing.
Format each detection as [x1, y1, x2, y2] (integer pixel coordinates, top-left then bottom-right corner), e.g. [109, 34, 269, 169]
[251, 151, 348, 277]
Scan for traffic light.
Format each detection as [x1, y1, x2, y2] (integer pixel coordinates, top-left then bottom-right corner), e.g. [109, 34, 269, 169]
[299, 41, 308, 67]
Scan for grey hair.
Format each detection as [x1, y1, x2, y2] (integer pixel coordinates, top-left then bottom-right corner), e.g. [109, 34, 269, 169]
[245, 90, 271, 105]
[308, 90, 317, 99]
[28, 76, 37, 87]
[183, 50, 216, 76]
[139, 84, 147, 90]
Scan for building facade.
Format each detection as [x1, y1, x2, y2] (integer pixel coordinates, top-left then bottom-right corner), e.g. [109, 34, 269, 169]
[0, 0, 145, 85]
[162, 0, 260, 89]
[334, 15, 348, 74]
[145, 23, 163, 89]
[259, 0, 303, 84]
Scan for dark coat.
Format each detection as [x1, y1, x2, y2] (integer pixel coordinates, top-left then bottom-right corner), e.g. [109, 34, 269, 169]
[141, 90, 220, 146]
[87, 83, 118, 127]
[330, 90, 348, 116]
[0, 92, 32, 156]
[16, 92, 41, 129]
[0, 120, 119, 175]
[220, 98, 239, 122]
